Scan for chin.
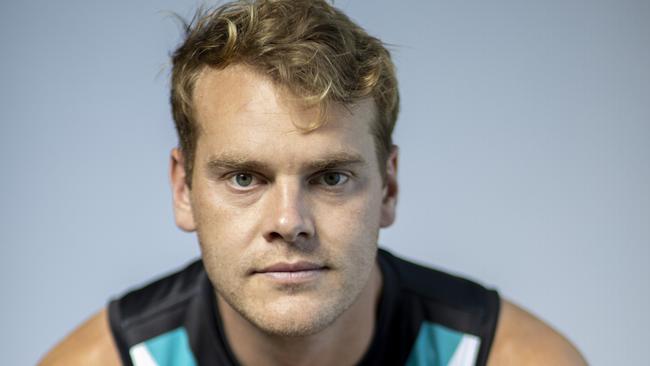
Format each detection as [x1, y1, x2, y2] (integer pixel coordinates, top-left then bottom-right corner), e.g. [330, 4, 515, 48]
[243, 293, 352, 337]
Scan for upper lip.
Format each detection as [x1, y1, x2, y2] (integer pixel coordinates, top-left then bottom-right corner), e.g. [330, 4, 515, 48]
[256, 261, 326, 273]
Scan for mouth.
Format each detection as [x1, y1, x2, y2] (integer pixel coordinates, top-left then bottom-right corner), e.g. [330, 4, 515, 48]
[253, 261, 329, 283]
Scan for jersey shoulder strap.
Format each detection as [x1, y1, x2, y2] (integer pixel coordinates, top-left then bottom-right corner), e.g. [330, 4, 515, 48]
[107, 260, 234, 366]
[375, 248, 500, 366]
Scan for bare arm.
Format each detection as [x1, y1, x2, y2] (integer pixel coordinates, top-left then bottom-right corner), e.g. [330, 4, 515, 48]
[38, 308, 121, 366]
[488, 299, 588, 365]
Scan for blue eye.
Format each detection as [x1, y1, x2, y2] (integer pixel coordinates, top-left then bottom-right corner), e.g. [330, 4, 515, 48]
[319, 172, 349, 186]
[233, 173, 254, 187]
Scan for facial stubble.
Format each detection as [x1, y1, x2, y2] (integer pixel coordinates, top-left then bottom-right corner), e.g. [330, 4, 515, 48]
[201, 240, 378, 338]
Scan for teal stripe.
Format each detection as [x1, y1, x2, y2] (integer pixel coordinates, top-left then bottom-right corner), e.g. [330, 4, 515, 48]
[405, 322, 465, 366]
[144, 327, 197, 366]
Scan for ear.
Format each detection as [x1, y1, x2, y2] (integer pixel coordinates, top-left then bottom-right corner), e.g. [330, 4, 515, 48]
[170, 148, 196, 232]
[380, 145, 398, 228]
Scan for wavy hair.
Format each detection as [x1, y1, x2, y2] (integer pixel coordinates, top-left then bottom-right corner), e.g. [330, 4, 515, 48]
[170, 0, 399, 186]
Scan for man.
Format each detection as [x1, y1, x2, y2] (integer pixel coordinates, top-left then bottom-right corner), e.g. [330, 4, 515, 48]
[40, 0, 586, 365]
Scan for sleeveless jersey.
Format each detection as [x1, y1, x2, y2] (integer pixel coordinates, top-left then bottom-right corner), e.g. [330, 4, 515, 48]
[108, 248, 500, 365]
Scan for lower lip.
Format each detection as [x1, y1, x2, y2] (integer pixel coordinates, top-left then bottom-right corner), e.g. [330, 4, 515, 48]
[259, 269, 327, 282]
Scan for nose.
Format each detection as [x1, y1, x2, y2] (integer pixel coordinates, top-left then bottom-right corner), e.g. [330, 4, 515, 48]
[263, 179, 314, 244]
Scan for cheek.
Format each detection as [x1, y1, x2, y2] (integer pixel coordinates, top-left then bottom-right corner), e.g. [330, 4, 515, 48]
[314, 187, 383, 253]
[192, 184, 261, 241]
[312, 192, 381, 298]
[191, 188, 262, 280]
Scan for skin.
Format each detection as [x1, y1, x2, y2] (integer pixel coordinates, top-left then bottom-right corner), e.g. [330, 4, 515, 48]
[38, 65, 588, 366]
[38, 309, 121, 366]
[173, 64, 396, 365]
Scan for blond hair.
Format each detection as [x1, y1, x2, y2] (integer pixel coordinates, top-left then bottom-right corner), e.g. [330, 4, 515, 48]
[170, 0, 399, 186]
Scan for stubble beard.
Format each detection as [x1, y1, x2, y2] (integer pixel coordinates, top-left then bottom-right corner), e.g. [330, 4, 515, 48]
[215, 267, 372, 338]
[197, 227, 380, 339]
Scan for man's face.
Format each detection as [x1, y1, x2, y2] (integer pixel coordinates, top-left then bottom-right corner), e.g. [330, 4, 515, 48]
[171, 64, 397, 336]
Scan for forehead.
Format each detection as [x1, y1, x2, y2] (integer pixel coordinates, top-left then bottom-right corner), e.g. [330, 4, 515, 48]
[191, 64, 378, 168]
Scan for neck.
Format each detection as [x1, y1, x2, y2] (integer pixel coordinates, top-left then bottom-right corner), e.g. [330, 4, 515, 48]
[217, 261, 383, 366]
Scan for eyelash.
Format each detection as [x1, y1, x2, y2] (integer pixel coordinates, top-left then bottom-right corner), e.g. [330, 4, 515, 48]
[224, 171, 351, 190]
[311, 172, 350, 187]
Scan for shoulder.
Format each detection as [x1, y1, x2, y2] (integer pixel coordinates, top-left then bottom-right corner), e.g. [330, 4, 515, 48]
[380, 248, 498, 308]
[379, 249, 501, 364]
[38, 308, 121, 366]
[114, 258, 204, 322]
[488, 299, 587, 365]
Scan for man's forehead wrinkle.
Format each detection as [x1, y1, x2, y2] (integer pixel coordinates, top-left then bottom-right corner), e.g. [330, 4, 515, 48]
[193, 66, 276, 123]
[194, 66, 377, 137]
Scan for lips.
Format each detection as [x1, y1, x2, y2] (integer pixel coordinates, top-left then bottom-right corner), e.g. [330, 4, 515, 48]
[254, 261, 329, 283]
[256, 261, 327, 274]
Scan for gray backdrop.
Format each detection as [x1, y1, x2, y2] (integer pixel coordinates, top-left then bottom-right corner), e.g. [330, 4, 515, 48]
[2, 0, 648, 365]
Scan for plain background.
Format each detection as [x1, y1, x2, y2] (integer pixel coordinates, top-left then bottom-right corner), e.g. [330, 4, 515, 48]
[2, 0, 648, 365]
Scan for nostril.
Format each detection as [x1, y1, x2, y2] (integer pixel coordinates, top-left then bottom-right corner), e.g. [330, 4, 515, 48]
[267, 231, 283, 242]
[265, 229, 309, 244]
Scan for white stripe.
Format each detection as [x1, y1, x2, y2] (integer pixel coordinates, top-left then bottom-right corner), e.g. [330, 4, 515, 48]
[129, 343, 159, 366]
[448, 334, 481, 366]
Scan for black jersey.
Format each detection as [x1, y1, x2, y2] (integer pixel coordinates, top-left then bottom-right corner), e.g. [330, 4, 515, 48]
[108, 248, 500, 366]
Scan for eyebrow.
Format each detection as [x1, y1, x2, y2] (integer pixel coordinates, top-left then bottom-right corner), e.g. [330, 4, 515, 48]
[205, 154, 267, 173]
[205, 151, 367, 174]
[307, 152, 367, 171]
